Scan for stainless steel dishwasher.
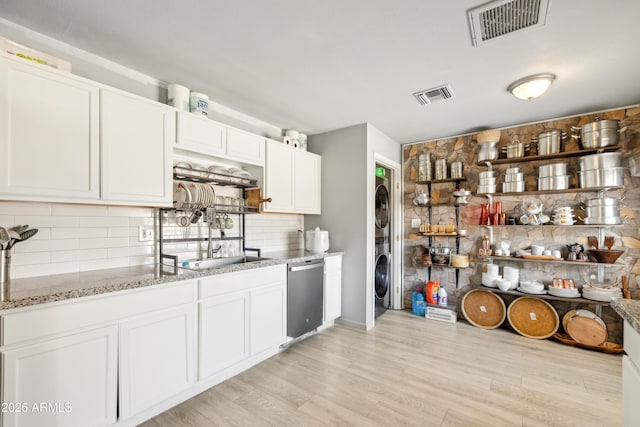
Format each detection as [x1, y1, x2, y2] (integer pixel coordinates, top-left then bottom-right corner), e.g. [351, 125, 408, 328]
[287, 259, 324, 338]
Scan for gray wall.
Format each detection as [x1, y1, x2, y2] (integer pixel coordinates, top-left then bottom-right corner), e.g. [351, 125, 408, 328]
[308, 123, 400, 328]
[307, 124, 368, 327]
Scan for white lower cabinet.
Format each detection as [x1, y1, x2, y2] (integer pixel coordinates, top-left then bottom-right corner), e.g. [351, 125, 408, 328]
[250, 283, 287, 355]
[623, 320, 640, 427]
[119, 304, 196, 419]
[323, 254, 342, 323]
[198, 291, 250, 380]
[197, 265, 287, 382]
[1, 326, 118, 427]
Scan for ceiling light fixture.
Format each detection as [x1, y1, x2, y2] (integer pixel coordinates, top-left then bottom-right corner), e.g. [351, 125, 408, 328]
[507, 73, 555, 100]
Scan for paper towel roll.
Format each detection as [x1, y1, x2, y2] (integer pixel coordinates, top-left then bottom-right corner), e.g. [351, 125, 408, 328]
[189, 92, 209, 116]
[283, 136, 292, 145]
[168, 84, 190, 111]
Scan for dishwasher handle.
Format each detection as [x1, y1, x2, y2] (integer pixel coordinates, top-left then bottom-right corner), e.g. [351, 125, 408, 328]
[288, 261, 324, 272]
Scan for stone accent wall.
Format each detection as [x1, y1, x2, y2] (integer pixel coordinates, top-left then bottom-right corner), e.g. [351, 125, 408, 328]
[403, 105, 640, 343]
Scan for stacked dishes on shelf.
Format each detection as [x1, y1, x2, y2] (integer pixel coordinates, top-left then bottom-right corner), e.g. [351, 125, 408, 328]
[582, 284, 622, 301]
[538, 162, 570, 191]
[578, 152, 624, 188]
[477, 170, 497, 194]
[481, 263, 500, 287]
[502, 167, 525, 192]
[517, 280, 547, 295]
[552, 206, 575, 225]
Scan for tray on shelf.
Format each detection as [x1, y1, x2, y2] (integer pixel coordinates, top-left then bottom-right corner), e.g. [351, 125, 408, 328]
[476, 285, 609, 305]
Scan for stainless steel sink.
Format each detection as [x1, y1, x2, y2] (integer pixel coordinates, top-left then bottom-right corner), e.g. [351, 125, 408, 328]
[180, 256, 270, 270]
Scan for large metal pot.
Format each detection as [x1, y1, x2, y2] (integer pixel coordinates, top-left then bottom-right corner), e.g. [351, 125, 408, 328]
[532, 130, 567, 155]
[579, 152, 622, 170]
[578, 167, 625, 188]
[538, 175, 571, 191]
[584, 196, 621, 207]
[478, 141, 499, 161]
[501, 141, 530, 158]
[585, 205, 620, 218]
[572, 118, 625, 149]
[502, 181, 525, 192]
[538, 162, 568, 177]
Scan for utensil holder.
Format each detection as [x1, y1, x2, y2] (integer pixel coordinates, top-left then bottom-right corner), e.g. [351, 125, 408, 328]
[0, 249, 10, 301]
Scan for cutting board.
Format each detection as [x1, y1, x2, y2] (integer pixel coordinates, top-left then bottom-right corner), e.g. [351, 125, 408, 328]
[566, 316, 608, 347]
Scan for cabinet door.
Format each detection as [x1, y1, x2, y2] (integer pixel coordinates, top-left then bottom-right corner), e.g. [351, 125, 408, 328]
[623, 355, 640, 427]
[250, 282, 286, 355]
[198, 291, 250, 380]
[226, 127, 265, 165]
[1, 326, 118, 427]
[324, 255, 342, 323]
[0, 56, 100, 201]
[264, 140, 294, 212]
[119, 305, 196, 418]
[176, 111, 227, 156]
[294, 150, 322, 214]
[101, 89, 173, 205]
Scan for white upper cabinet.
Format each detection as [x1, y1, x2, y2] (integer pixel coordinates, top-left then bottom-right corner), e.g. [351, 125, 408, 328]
[264, 140, 294, 211]
[175, 111, 265, 166]
[226, 127, 265, 165]
[264, 140, 321, 214]
[101, 89, 173, 206]
[176, 111, 227, 156]
[293, 149, 321, 214]
[0, 55, 100, 201]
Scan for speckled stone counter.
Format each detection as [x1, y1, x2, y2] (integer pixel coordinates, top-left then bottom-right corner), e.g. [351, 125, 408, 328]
[612, 299, 640, 334]
[0, 250, 343, 311]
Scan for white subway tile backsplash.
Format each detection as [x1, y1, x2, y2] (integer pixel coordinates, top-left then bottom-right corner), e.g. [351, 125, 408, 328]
[79, 257, 130, 272]
[77, 216, 130, 227]
[11, 251, 51, 266]
[0, 200, 303, 280]
[52, 227, 108, 239]
[15, 262, 79, 279]
[0, 202, 51, 216]
[15, 239, 80, 253]
[107, 206, 155, 217]
[78, 237, 130, 249]
[51, 248, 108, 263]
[51, 204, 108, 216]
[19, 215, 79, 228]
[108, 227, 138, 238]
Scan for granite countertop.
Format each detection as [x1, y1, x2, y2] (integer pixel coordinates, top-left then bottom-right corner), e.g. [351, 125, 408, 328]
[612, 298, 640, 334]
[0, 250, 343, 312]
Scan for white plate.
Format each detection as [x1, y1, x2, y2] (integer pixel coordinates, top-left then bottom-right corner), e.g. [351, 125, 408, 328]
[547, 287, 580, 298]
[173, 182, 187, 203]
[174, 162, 192, 178]
[517, 286, 547, 295]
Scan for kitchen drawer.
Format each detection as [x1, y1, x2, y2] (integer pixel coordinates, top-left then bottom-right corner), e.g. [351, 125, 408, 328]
[198, 264, 286, 299]
[1, 280, 196, 346]
[624, 321, 640, 364]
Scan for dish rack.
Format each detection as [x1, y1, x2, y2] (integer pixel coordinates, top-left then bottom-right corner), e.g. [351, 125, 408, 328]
[159, 166, 263, 272]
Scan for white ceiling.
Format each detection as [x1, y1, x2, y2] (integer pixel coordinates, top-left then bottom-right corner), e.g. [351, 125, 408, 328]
[1, 0, 639, 144]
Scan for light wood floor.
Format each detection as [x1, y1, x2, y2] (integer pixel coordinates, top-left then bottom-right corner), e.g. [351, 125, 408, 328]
[141, 309, 622, 426]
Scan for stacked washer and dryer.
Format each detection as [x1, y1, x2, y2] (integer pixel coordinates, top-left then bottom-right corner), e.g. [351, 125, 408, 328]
[374, 165, 392, 318]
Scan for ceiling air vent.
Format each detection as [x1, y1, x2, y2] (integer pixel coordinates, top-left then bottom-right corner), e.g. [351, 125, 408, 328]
[413, 85, 454, 106]
[467, 0, 551, 46]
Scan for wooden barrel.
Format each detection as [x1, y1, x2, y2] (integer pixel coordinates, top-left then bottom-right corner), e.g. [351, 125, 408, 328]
[461, 289, 506, 329]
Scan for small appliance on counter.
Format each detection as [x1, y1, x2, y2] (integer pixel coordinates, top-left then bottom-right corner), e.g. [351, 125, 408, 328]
[305, 227, 329, 253]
